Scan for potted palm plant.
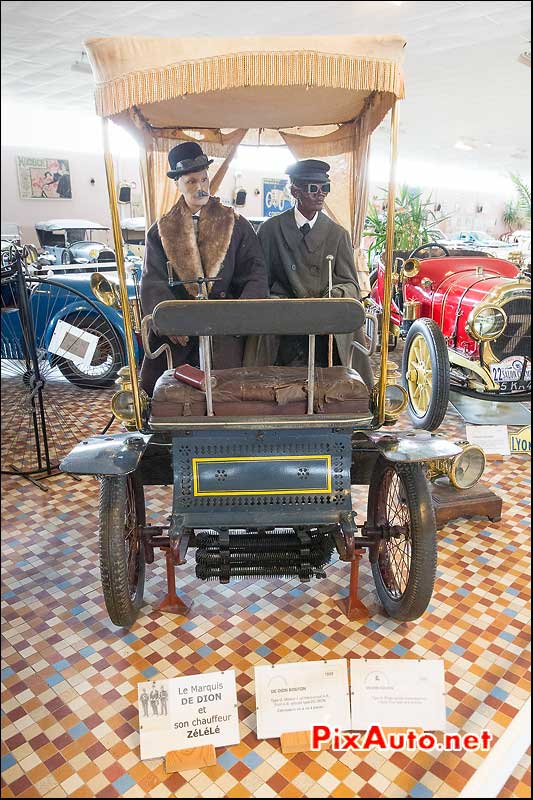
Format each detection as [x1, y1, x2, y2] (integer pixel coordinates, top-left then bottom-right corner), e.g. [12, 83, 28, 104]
[364, 184, 450, 267]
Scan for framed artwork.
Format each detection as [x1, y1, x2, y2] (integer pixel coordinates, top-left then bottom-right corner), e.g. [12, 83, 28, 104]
[17, 156, 72, 199]
[262, 177, 292, 217]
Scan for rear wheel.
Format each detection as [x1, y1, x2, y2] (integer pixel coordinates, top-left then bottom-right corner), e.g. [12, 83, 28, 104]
[402, 318, 449, 430]
[99, 474, 146, 627]
[367, 457, 436, 621]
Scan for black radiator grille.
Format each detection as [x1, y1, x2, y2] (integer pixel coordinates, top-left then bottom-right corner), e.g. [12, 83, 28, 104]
[491, 296, 531, 361]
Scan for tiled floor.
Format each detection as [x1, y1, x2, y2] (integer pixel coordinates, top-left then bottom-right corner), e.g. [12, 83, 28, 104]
[1, 371, 531, 798]
[499, 747, 531, 798]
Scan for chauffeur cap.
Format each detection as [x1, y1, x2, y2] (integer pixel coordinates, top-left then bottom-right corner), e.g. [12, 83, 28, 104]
[286, 159, 330, 184]
[167, 141, 214, 179]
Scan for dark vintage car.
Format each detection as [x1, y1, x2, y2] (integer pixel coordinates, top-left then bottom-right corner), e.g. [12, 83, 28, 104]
[370, 242, 531, 429]
[56, 32, 494, 632]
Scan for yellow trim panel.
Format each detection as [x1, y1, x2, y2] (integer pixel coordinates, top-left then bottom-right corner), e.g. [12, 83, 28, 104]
[192, 454, 332, 496]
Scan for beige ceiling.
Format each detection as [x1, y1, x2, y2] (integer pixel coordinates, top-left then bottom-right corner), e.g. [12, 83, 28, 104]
[1, 1, 530, 172]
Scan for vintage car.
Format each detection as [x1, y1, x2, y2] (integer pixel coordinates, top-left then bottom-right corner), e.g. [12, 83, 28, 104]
[370, 242, 531, 429]
[59, 33, 488, 630]
[444, 230, 521, 261]
[1, 245, 140, 388]
[35, 219, 116, 266]
[121, 216, 146, 261]
[1, 222, 22, 246]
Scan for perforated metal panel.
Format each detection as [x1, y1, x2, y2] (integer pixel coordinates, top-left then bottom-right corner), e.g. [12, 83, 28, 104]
[172, 428, 352, 527]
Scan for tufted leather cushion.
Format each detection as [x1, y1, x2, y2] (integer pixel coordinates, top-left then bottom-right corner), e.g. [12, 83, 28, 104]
[150, 366, 369, 420]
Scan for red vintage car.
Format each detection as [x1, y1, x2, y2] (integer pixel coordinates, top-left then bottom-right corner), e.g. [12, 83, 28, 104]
[370, 243, 531, 430]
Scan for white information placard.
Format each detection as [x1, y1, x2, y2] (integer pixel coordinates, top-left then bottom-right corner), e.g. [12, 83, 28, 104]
[465, 424, 510, 456]
[138, 671, 239, 760]
[48, 319, 99, 367]
[350, 659, 446, 731]
[255, 659, 350, 740]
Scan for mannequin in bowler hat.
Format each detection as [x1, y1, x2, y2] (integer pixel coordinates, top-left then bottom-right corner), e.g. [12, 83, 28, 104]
[139, 141, 268, 395]
[254, 159, 373, 388]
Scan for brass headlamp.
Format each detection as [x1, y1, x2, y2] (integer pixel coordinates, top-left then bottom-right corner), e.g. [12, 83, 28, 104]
[425, 441, 486, 489]
[374, 362, 408, 423]
[90, 271, 143, 333]
[111, 366, 148, 429]
[466, 304, 507, 342]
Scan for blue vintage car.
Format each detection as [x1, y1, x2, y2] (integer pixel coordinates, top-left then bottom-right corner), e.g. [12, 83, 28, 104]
[1, 245, 142, 389]
[35, 219, 116, 266]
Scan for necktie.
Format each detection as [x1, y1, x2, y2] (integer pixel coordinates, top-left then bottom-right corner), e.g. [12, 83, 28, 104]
[300, 222, 311, 237]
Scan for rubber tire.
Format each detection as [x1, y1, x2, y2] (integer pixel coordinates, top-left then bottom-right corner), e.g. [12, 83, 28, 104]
[55, 314, 124, 388]
[99, 474, 146, 628]
[402, 318, 450, 430]
[367, 457, 437, 621]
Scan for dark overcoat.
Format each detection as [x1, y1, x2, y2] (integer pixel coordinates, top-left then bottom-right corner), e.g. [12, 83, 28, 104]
[140, 196, 268, 395]
[252, 208, 373, 388]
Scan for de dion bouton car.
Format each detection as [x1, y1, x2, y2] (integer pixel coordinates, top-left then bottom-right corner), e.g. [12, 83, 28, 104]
[59, 33, 490, 629]
[369, 242, 531, 430]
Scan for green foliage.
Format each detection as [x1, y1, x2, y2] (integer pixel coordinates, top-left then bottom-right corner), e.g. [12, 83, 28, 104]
[363, 184, 450, 266]
[502, 200, 525, 232]
[509, 173, 531, 221]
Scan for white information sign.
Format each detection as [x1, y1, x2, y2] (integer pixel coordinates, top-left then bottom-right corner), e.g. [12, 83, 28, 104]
[48, 319, 99, 367]
[255, 659, 350, 740]
[350, 659, 446, 731]
[138, 671, 239, 760]
[465, 424, 510, 456]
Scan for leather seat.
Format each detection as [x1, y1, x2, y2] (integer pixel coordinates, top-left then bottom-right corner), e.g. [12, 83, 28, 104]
[150, 366, 370, 420]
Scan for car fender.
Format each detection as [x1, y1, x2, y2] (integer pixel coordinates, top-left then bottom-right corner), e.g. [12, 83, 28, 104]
[60, 432, 152, 476]
[358, 431, 462, 462]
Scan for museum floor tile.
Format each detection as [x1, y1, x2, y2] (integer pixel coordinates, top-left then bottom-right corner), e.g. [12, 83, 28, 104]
[1, 393, 530, 798]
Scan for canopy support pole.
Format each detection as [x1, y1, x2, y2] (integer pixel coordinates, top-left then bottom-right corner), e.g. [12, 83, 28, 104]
[377, 101, 399, 424]
[102, 119, 144, 430]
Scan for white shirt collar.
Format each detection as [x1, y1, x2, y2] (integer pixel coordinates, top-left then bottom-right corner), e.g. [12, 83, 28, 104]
[294, 205, 318, 230]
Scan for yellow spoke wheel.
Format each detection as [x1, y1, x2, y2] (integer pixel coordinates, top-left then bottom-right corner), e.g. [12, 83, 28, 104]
[402, 318, 450, 431]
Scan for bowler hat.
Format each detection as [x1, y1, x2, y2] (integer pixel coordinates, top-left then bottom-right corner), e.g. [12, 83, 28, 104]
[167, 141, 214, 179]
[286, 159, 330, 183]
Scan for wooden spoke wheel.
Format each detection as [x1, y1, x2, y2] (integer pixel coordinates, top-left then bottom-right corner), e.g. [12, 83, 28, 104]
[367, 457, 437, 621]
[99, 473, 146, 627]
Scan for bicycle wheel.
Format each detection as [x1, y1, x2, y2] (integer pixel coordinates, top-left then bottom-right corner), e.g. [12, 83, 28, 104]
[1, 272, 122, 475]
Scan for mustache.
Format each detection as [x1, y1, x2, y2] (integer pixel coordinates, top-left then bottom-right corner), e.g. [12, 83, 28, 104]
[194, 191, 210, 198]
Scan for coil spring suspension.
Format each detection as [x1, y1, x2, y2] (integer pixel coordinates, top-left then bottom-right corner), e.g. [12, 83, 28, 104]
[195, 529, 334, 583]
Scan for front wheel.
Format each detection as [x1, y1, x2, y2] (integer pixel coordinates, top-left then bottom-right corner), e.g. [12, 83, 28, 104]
[99, 474, 146, 627]
[367, 457, 437, 621]
[402, 318, 450, 430]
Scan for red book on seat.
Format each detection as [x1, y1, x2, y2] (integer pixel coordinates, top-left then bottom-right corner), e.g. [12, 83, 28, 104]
[173, 364, 216, 391]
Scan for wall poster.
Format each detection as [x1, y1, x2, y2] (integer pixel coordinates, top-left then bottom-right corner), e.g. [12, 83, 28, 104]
[17, 156, 72, 199]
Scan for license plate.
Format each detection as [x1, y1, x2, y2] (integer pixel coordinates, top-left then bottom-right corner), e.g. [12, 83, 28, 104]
[490, 357, 531, 384]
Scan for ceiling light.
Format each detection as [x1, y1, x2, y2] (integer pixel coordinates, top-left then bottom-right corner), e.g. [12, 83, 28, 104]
[71, 52, 92, 75]
[455, 140, 475, 151]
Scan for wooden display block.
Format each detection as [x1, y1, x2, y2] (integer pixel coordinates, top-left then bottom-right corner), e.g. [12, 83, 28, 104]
[165, 744, 216, 772]
[431, 481, 502, 528]
[280, 730, 329, 754]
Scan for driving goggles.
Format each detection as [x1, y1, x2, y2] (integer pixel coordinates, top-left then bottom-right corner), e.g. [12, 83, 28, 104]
[296, 181, 331, 194]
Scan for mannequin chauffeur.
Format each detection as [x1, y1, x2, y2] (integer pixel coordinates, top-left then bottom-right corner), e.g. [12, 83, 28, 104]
[255, 159, 373, 389]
